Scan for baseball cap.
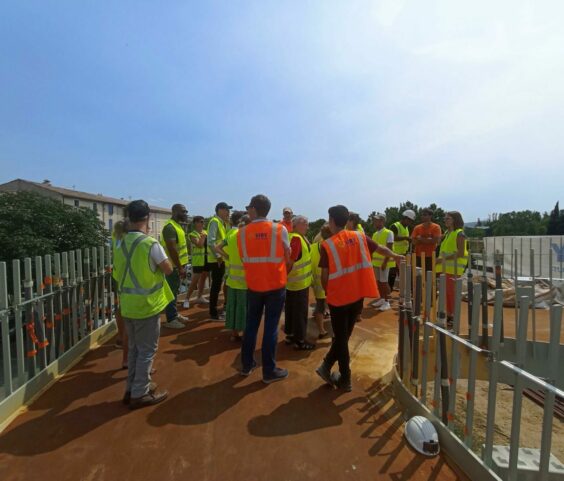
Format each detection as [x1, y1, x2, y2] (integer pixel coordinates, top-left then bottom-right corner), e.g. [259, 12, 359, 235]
[215, 202, 233, 212]
[402, 209, 416, 221]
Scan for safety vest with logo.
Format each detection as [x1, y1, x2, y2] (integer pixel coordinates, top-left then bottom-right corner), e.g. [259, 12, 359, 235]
[323, 230, 379, 307]
[371, 228, 393, 268]
[113, 232, 174, 319]
[436, 228, 468, 276]
[310, 242, 326, 299]
[238, 220, 287, 292]
[207, 216, 227, 263]
[287, 233, 312, 291]
[225, 228, 247, 290]
[160, 219, 189, 267]
[392, 221, 410, 256]
[189, 230, 207, 267]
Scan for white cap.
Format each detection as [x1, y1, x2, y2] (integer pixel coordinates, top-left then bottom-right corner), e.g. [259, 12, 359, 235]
[402, 209, 416, 221]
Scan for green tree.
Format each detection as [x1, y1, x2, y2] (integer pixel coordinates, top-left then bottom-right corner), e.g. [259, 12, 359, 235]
[306, 218, 326, 242]
[0, 191, 109, 261]
[488, 210, 547, 236]
[547, 202, 564, 235]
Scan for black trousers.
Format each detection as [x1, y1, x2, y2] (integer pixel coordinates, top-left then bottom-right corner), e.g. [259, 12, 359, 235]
[388, 267, 398, 291]
[284, 288, 309, 342]
[324, 298, 364, 380]
[209, 261, 225, 316]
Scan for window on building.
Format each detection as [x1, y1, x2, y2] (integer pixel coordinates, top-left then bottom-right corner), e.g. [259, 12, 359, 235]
[93, 202, 97, 212]
[108, 218, 113, 232]
[108, 204, 114, 215]
[74, 199, 79, 207]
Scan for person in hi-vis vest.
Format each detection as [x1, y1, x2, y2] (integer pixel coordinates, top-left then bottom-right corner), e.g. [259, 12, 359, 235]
[160, 203, 190, 329]
[388, 209, 415, 291]
[113, 200, 173, 410]
[315, 205, 403, 392]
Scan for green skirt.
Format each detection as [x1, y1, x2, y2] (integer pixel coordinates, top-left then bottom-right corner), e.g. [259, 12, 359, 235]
[225, 287, 247, 331]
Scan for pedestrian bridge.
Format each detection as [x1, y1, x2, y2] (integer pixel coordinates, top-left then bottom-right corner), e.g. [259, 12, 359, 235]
[0, 302, 463, 481]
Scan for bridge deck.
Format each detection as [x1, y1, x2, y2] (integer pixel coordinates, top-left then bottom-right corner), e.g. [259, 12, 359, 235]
[0, 299, 465, 481]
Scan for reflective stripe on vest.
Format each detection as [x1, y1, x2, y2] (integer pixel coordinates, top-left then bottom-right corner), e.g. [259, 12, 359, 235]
[114, 232, 173, 319]
[225, 228, 247, 289]
[326, 231, 373, 281]
[310, 242, 326, 299]
[436, 229, 468, 276]
[160, 219, 189, 266]
[371, 228, 393, 267]
[392, 221, 409, 255]
[238, 221, 287, 292]
[239, 223, 283, 264]
[189, 230, 207, 267]
[206, 216, 227, 262]
[287, 233, 312, 291]
[323, 230, 378, 306]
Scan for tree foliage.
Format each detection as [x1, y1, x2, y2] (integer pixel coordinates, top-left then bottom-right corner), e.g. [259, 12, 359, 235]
[0, 191, 109, 261]
[547, 202, 564, 235]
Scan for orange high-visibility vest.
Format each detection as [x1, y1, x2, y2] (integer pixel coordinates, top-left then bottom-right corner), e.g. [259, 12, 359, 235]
[238, 220, 287, 292]
[323, 230, 379, 306]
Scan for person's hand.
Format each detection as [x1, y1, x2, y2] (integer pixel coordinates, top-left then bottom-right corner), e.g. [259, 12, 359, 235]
[179, 265, 187, 279]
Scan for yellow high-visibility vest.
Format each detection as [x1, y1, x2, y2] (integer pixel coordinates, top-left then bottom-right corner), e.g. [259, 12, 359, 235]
[287, 233, 312, 291]
[436, 228, 468, 276]
[371, 228, 393, 268]
[160, 219, 189, 266]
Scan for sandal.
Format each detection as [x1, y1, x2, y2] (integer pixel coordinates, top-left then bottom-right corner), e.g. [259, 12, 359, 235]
[294, 341, 315, 351]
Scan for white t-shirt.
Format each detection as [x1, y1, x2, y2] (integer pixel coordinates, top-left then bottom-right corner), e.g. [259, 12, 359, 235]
[377, 228, 394, 245]
[149, 242, 168, 272]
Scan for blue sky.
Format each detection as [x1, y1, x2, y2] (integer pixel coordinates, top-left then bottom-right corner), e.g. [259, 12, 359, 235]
[1, 1, 563, 222]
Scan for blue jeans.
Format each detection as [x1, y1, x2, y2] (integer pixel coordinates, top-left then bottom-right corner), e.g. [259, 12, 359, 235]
[124, 314, 160, 398]
[241, 287, 286, 376]
[165, 268, 180, 321]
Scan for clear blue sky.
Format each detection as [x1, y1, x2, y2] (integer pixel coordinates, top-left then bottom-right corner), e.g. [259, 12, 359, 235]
[1, 1, 563, 222]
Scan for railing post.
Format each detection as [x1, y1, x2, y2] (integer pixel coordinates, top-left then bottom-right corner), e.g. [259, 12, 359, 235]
[538, 304, 562, 481]
[34, 255, 48, 370]
[44, 255, 56, 364]
[507, 295, 530, 481]
[464, 282, 481, 448]
[53, 253, 65, 356]
[78, 249, 86, 339]
[23, 258, 37, 377]
[483, 289, 504, 467]
[420, 270, 432, 406]
[1, 262, 13, 398]
[12, 260, 25, 386]
[92, 247, 99, 329]
[68, 251, 78, 346]
[447, 278, 463, 430]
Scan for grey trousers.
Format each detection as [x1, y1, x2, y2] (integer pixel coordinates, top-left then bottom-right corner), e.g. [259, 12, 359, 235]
[124, 314, 160, 398]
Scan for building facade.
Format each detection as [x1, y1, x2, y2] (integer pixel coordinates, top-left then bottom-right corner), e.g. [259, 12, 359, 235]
[0, 179, 173, 240]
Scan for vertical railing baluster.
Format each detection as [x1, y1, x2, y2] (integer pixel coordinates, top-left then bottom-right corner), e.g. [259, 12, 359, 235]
[69, 251, 78, 346]
[23, 258, 36, 377]
[464, 282, 481, 448]
[12, 260, 25, 386]
[34, 256, 47, 369]
[1, 262, 13, 398]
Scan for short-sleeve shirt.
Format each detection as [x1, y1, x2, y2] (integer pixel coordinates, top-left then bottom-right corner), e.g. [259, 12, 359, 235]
[319, 235, 378, 269]
[162, 223, 178, 242]
[290, 236, 303, 262]
[411, 223, 442, 256]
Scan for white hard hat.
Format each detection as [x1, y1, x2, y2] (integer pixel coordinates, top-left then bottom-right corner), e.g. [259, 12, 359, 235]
[402, 209, 416, 221]
[404, 416, 440, 456]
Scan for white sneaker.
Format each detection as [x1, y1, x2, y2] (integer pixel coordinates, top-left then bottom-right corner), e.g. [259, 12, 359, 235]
[163, 319, 185, 329]
[195, 296, 209, 305]
[177, 314, 189, 322]
[378, 301, 392, 311]
[370, 299, 385, 308]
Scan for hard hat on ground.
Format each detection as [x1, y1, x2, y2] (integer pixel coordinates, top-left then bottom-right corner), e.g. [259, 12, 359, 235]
[404, 416, 440, 457]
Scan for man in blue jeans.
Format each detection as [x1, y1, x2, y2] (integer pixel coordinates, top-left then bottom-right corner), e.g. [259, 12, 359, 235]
[238, 194, 291, 383]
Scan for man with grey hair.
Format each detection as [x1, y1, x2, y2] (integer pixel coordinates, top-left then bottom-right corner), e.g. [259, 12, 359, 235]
[370, 213, 394, 311]
[284, 215, 314, 349]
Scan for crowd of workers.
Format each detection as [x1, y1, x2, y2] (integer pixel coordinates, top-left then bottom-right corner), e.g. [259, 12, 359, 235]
[112, 195, 468, 410]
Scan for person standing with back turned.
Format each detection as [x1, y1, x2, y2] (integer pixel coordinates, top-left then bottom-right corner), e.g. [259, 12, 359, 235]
[316, 205, 403, 391]
[114, 200, 173, 409]
[160, 203, 189, 329]
[238, 194, 291, 383]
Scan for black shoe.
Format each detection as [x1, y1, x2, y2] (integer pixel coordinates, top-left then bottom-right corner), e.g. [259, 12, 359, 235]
[129, 390, 168, 410]
[122, 382, 157, 406]
[240, 361, 257, 377]
[263, 367, 289, 384]
[330, 372, 352, 392]
[315, 363, 334, 387]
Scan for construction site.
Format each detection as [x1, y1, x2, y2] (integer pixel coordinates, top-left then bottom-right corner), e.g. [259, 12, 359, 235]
[0, 235, 563, 481]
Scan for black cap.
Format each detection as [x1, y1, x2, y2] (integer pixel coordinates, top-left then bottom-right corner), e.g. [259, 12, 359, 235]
[215, 202, 233, 213]
[126, 200, 150, 222]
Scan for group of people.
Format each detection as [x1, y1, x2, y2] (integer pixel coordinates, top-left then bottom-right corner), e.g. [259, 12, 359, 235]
[112, 195, 467, 410]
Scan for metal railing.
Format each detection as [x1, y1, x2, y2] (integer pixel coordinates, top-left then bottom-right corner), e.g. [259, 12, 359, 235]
[0, 246, 115, 422]
[394, 249, 564, 481]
